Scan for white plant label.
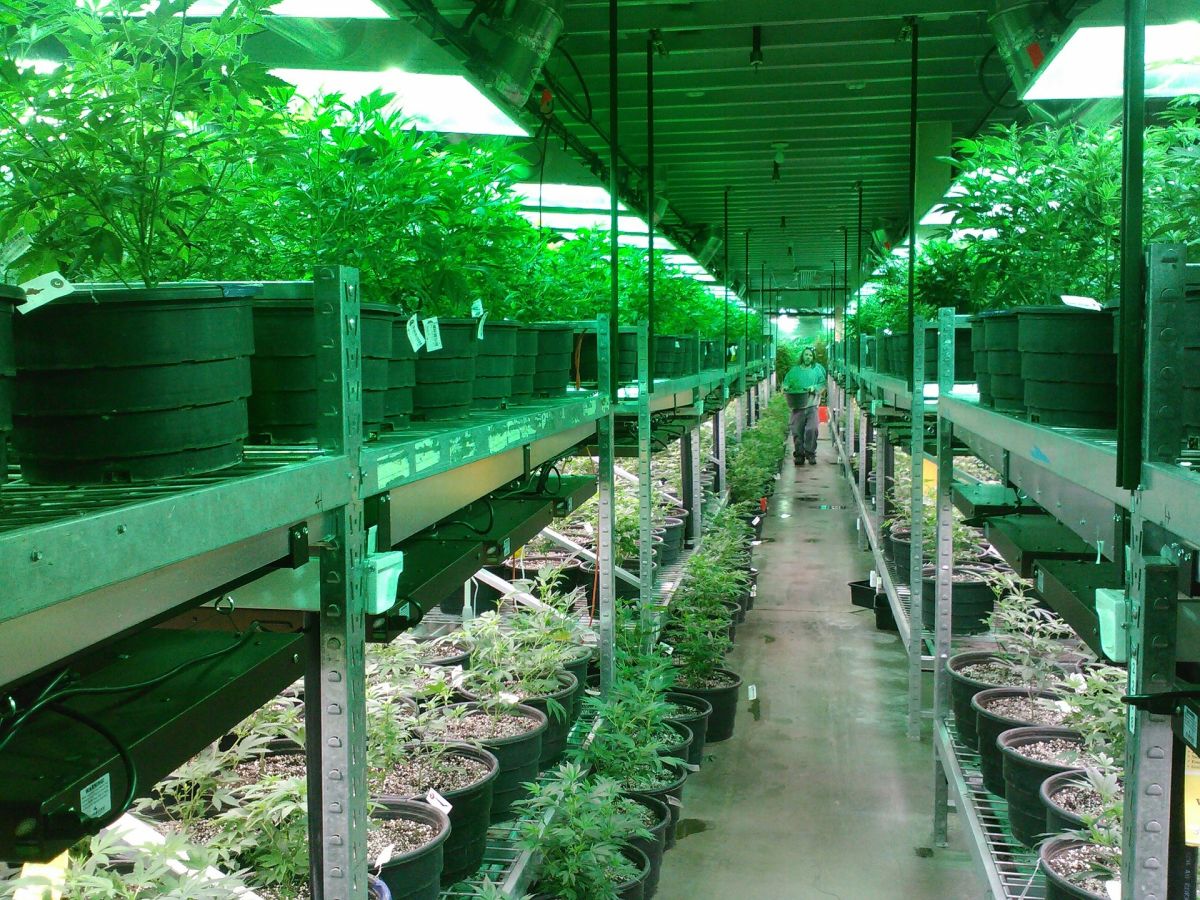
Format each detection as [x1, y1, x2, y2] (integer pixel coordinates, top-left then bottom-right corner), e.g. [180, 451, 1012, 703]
[582, 522, 594, 535]
[374, 844, 395, 869]
[748, 684, 758, 701]
[18, 271, 74, 314]
[476, 310, 488, 341]
[684, 763, 700, 773]
[423, 317, 443, 352]
[406, 315, 425, 352]
[79, 773, 111, 820]
[426, 789, 453, 815]
[499, 691, 521, 705]
[471, 299, 484, 318]
[658, 642, 674, 656]
[666, 795, 681, 808]
[0, 229, 31, 270]
[1105, 880, 1121, 900]
[1061, 294, 1103, 311]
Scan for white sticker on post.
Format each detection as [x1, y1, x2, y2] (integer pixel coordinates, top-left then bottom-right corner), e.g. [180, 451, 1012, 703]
[748, 684, 758, 701]
[426, 789, 453, 815]
[79, 773, 112, 820]
[423, 317, 443, 352]
[406, 315, 426, 352]
[18, 271, 74, 314]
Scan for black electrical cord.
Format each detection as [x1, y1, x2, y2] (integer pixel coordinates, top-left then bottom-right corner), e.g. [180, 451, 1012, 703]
[977, 44, 1025, 111]
[552, 41, 594, 124]
[435, 497, 496, 536]
[48, 702, 138, 819]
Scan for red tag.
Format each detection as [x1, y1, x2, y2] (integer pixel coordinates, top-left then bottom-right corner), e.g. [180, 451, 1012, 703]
[1025, 42, 1045, 69]
[759, 497, 768, 512]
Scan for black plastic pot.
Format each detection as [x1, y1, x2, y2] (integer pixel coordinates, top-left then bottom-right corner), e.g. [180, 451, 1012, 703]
[0, 285, 20, 481]
[701, 339, 722, 370]
[571, 328, 638, 384]
[382, 743, 499, 886]
[511, 326, 538, 402]
[387, 318, 417, 429]
[947, 650, 1009, 750]
[663, 691, 712, 767]
[971, 688, 1062, 797]
[246, 287, 395, 442]
[372, 798, 452, 900]
[624, 761, 687, 851]
[623, 793, 671, 900]
[1040, 769, 1092, 837]
[531, 845, 650, 900]
[532, 323, 573, 397]
[652, 334, 681, 378]
[920, 568, 995, 635]
[849, 579, 877, 610]
[999, 726, 1086, 847]
[1038, 837, 1113, 900]
[971, 315, 991, 406]
[413, 318, 478, 420]
[658, 719, 694, 763]
[563, 645, 594, 724]
[426, 703, 546, 822]
[984, 310, 1024, 413]
[874, 596, 899, 631]
[13, 282, 256, 483]
[674, 335, 699, 376]
[674, 668, 742, 742]
[460, 671, 577, 767]
[1018, 308, 1117, 428]
[473, 319, 519, 409]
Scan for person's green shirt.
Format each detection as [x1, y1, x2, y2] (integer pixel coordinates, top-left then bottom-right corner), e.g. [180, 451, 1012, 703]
[782, 363, 826, 408]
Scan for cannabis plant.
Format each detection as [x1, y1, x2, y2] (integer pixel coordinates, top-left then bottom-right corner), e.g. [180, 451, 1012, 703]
[987, 576, 1074, 693]
[575, 676, 681, 788]
[1060, 664, 1128, 765]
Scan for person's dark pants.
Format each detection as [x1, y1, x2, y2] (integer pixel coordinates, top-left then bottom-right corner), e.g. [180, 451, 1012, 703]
[789, 405, 819, 462]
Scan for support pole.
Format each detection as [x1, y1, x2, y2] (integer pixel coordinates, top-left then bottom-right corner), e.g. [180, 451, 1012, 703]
[596, 314, 618, 695]
[637, 323, 654, 650]
[932, 307, 956, 843]
[907, 316, 926, 743]
[905, 16, 920, 393]
[646, 32, 657, 384]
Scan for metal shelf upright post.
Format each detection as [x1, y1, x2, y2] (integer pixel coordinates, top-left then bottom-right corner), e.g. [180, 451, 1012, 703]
[636, 323, 655, 650]
[595, 317, 618, 696]
[906, 317, 929, 741]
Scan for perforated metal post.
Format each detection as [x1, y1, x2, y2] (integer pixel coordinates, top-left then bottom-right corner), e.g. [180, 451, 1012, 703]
[637, 323, 655, 649]
[932, 308, 956, 844]
[713, 403, 727, 496]
[907, 317, 926, 742]
[856, 406, 869, 552]
[596, 315, 618, 695]
[309, 266, 368, 900]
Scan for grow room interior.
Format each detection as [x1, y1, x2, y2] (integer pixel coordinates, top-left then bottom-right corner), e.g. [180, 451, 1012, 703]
[0, 0, 1198, 898]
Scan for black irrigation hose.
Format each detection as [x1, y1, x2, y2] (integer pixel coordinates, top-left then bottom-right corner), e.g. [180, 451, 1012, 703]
[977, 44, 1025, 111]
[49, 703, 138, 818]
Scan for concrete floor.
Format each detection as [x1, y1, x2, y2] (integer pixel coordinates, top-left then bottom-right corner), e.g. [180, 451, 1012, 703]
[656, 428, 986, 900]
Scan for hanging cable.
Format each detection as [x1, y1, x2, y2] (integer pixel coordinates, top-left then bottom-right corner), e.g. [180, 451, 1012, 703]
[976, 45, 1024, 110]
[552, 41, 594, 124]
[49, 703, 138, 817]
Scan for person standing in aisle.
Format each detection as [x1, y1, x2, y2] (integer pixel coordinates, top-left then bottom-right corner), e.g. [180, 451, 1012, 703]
[782, 346, 826, 465]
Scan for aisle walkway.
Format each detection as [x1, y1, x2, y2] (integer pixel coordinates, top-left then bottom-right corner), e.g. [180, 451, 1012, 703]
[657, 427, 984, 899]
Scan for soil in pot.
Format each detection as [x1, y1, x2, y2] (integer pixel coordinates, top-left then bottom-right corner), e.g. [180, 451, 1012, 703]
[472, 319, 519, 409]
[511, 326, 538, 403]
[462, 671, 578, 767]
[423, 702, 547, 821]
[1018, 308, 1117, 428]
[371, 799, 452, 900]
[246, 290, 394, 442]
[531, 844, 651, 900]
[920, 567, 995, 635]
[621, 793, 671, 900]
[376, 742, 499, 886]
[532, 324, 573, 397]
[0, 285, 19, 481]
[999, 726, 1090, 847]
[617, 761, 688, 851]
[971, 688, 1066, 796]
[1039, 836, 1120, 900]
[657, 720, 694, 762]
[12, 282, 258, 483]
[947, 651, 1026, 750]
[673, 669, 742, 742]
[663, 692, 712, 767]
[1040, 770, 1122, 837]
[386, 318, 417, 429]
[413, 318, 478, 420]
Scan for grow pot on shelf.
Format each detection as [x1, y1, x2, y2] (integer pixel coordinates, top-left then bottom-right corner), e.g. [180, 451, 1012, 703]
[461, 671, 578, 767]
[998, 726, 1086, 847]
[674, 335, 699, 376]
[12, 282, 257, 483]
[674, 668, 742, 742]
[971, 687, 1063, 797]
[663, 691, 713, 767]
[245, 286, 394, 442]
[371, 799, 452, 900]
[472, 319, 519, 409]
[848, 579, 877, 610]
[423, 702, 547, 821]
[946, 650, 1012, 750]
[381, 742, 499, 886]
[701, 339, 722, 369]
[0, 285, 20, 481]
[531, 844, 651, 900]
[1018, 307, 1117, 428]
[1038, 836, 1117, 900]
[413, 318, 478, 420]
[1039, 769, 1100, 837]
[652, 334, 681, 378]
[386, 317, 416, 429]
[920, 565, 995, 634]
[562, 644, 594, 723]
[970, 314, 992, 406]
[874, 595, 899, 632]
[622, 760, 688, 851]
[983, 309, 1025, 413]
[532, 323, 573, 397]
[658, 719, 694, 763]
[416, 638, 471, 669]
[512, 326, 538, 402]
[571, 327, 638, 384]
[622, 793, 671, 900]
[886, 527, 911, 563]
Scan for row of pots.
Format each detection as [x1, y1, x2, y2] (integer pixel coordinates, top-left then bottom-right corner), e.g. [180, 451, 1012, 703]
[871, 328, 976, 383]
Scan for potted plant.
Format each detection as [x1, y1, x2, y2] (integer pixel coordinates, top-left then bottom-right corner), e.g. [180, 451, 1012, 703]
[619, 792, 672, 899]
[669, 608, 742, 743]
[0, 0, 282, 482]
[1040, 767, 1123, 837]
[1039, 819, 1122, 900]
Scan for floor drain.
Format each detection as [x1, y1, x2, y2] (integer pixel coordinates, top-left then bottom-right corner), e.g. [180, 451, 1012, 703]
[794, 494, 820, 501]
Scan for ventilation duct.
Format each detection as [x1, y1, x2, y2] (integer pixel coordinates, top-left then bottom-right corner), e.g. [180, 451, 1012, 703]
[475, 0, 565, 107]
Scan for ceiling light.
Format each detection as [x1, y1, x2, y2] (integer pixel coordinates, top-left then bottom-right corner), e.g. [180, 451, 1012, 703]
[1022, 0, 1200, 100]
[513, 183, 625, 211]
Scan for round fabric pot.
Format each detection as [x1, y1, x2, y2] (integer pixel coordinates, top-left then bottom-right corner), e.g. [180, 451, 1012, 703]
[473, 319, 519, 409]
[1038, 836, 1114, 900]
[1018, 308, 1117, 428]
[532, 323, 573, 397]
[947, 650, 1010, 750]
[623, 761, 687, 851]
[382, 743, 499, 886]
[462, 671, 578, 767]
[920, 569, 995, 635]
[372, 798, 451, 900]
[425, 702, 546, 822]
[983, 310, 1024, 413]
[0, 285, 21, 482]
[386, 318, 417, 429]
[674, 668, 742, 742]
[13, 282, 257, 483]
[663, 691, 712, 767]
[971, 688, 1062, 797]
[511, 326, 538, 402]
[999, 726, 1086, 847]
[623, 793, 671, 900]
[246, 287, 394, 442]
[413, 318, 478, 420]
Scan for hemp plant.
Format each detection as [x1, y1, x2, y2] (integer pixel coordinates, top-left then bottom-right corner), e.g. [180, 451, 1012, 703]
[1060, 664, 1128, 766]
[987, 575, 1074, 693]
[575, 676, 681, 789]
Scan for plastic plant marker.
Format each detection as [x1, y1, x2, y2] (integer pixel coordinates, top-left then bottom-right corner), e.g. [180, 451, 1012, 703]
[422, 317, 442, 352]
[426, 789, 453, 815]
[407, 315, 426, 352]
[17, 271, 74, 314]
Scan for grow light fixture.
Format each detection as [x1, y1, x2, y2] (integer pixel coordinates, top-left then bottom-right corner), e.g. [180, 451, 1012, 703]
[1022, 0, 1200, 100]
[271, 68, 527, 136]
[181, 0, 389, 15]
[513, 183, 627, 212]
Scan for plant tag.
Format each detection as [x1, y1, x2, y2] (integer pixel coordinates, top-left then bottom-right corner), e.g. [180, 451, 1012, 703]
[1185, 706, 1198, 747]
[425, 789, 453, 815]
[1105, 880, 1121, 900]
[79, 773, 111, 820]
[476, 310, 488, 341]
[0, 229, 31, 271]
[748, 684, 757, 701]
[423, 317, 443, 352]
[582, 522, 594, 535]
[684, 763, 700, 773]
[665, 795, 681, 808]
[406, 315, 426, 352]
[658, 642, 674, 656]
[1061, 295, 1103, 311]
[869, 570, 878, 588]
[499, 691, 521, 705]
[374, 844, 395, 869]
[471, 299, 484, 318]
[18, 271, 74, 314]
